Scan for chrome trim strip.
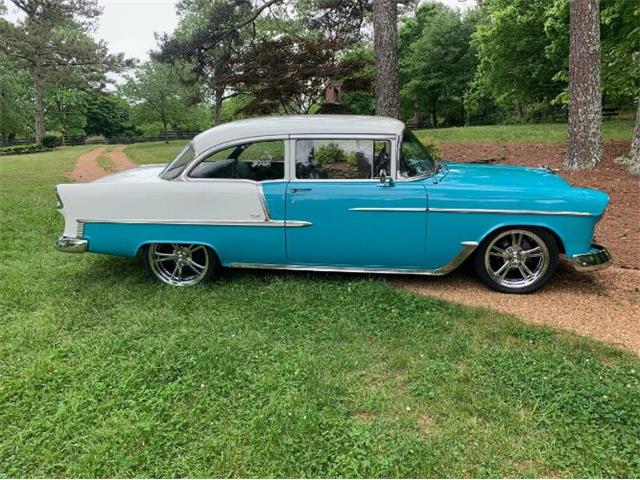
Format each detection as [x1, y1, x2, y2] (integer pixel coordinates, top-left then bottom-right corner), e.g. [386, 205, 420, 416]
[428, 208, 594, 217]
[78, 218, 312, 228]
[229, 241, 478, 276]
[76, 221, 85, 238]
[570, 244, 613, 272]
[56, 236, 88, 253]
[257, 184, 272, 220]
[349, 207, 428, 212]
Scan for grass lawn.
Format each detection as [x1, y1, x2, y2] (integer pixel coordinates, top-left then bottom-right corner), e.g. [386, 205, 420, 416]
[416, 118, 635, 144]
[1, 147, 639, 477]
[125, 140, 188, 165]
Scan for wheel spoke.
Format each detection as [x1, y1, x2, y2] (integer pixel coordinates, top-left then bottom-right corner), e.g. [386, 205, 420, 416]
[157, 256, 177, 263]
[522, 246, 544, 258]
[517, 264, 531, 281]
[521, 262, 535, 277]
[511, 232, 522, 249]
[189, 245, 205, 254]
[494, 261, 511, 278]
[186, 259, 205, 272]
[489, 246, 508, 258]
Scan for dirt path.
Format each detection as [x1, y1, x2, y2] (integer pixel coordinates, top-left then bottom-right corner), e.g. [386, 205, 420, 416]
[67, 145, 135, 182]
[397, 265, 640, 354]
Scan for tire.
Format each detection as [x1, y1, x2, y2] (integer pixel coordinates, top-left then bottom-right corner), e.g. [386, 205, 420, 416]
[473, 227, 559, 294]
[142, 243, 218, 286]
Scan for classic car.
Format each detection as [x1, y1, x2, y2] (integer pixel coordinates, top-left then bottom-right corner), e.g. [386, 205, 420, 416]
[55, 115, 612, 293]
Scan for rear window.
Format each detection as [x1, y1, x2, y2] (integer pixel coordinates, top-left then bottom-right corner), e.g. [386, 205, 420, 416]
[160, 143, 196, 180]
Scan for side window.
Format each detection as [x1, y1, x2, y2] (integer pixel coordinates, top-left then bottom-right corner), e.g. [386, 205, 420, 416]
[190, 140, 285, 181]
[295, 139, 391, 180]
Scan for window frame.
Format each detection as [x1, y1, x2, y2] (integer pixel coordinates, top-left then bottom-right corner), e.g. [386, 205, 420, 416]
[182, 134, 289, 183]
[290, 134, 398, 182]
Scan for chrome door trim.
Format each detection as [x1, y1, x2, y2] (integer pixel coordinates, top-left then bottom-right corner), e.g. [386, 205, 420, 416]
[428, 208, 594, 217]
[229, 241, 478, 276]
[78, 219, 312, 228]
[349, 207, 428, 212]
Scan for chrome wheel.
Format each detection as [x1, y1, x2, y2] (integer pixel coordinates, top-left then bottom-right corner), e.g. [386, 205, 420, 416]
[147, 243, 211, 286]
[484, 230, 550, 290]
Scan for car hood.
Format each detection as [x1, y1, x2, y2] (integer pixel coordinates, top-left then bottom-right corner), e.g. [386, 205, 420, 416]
[440, 162, 571, 190]
[92, 164, 166, 184]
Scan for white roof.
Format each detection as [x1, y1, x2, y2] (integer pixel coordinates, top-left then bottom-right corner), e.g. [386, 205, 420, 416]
[191, 115, 405, 154]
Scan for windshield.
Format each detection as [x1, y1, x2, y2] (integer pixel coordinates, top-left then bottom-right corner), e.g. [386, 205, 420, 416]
[160, 143, 196, 180]
[399, 130, 436, 178]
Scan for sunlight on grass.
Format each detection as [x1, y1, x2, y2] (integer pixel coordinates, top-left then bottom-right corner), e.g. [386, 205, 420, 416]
[125, 140, 188, 165]
[0, 145, 639, 477]
[416, 119, 635, 144]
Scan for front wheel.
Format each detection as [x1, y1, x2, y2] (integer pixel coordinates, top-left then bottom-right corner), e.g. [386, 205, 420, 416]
[474, 228, 559, 294]
[142, 243, 218, 286]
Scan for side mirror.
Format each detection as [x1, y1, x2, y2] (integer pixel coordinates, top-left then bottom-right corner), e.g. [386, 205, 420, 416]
[379, 169, 395, 186]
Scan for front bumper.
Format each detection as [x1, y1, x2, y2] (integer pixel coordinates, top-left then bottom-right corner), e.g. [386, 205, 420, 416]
[56, 236, 88, 253]
[570, 244, 612, 272]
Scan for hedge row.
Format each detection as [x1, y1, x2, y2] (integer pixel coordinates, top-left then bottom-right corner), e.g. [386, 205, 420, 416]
[0, 144, 52, 156]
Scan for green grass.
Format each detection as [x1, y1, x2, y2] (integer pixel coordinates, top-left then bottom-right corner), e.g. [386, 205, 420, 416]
[416, 119, 635, 144]
[125, 140, 188, 165]
[1, 148, 640, 477]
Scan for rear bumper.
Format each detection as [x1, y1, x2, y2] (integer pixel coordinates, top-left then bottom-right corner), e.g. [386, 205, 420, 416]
[570, 244, 612, 272]
[56, 236, 88, 253]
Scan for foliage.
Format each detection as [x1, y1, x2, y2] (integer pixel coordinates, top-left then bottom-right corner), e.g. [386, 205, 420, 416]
[0, 53, 33, 140]
[314, 141, 346, 164]
[41, 131, 63, 148]
[0, 143, 49, 155]
[1, 146, 640, 476]
[0, 0, 130, 141]
[399, 3, 480, 126]
[121, 61, 204, 138]
[84, 92, 136, 139]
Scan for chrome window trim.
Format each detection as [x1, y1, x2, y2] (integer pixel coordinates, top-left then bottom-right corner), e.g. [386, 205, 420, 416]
[229, 241, 478, 276]
[78, 218, 312, 228]
[428, 207, 594, 217]
[290, 134, 397, 182]
[181, 135, 289, 181]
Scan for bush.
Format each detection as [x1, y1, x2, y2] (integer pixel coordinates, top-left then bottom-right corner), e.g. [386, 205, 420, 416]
[314, 142, 346, 164]
[41, 131, 63, 148]
[0, 144, 51, 156]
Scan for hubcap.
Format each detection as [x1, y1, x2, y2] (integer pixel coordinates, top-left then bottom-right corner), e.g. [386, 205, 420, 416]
[148, 243, 210, 286]
[484, 230, 549, 289]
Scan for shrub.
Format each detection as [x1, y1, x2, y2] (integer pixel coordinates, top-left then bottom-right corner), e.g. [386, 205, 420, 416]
[0, 144, 51, 156]
[41, 131, 63, 148]
[314, 142, 346, 164]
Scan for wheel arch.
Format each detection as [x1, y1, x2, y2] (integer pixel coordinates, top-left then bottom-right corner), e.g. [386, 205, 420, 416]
[137, 241, 222, 263]
[477, 223, 566, 255]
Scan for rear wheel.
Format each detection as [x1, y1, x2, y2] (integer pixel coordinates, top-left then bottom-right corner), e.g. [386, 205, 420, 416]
[143, 243, 217, 286]
[474, 228, 559, 294]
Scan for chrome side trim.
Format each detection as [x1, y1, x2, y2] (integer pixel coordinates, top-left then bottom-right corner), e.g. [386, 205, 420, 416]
[229, 241, 479, 276]
[349, 207, 428, 212]
[76, 221, 85, 238]
[570, 244, 613, 272]
[78, 218, 311, 228]
[257, 184, 272, 220]
[56, 236, 88, 253]
[428, 208, 594, 217]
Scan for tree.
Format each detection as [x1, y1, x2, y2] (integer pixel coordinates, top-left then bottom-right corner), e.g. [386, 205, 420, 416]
[0, 0, 129, 142]
[472, 0, 564, 114]
[565, 0, 602, 170]
[373, 0, 399, 118]
[159, 0, 283, 125]
[399, 3, 479, 126]
[84, 92, 135, 139]
[0, 53, 33, 142]
[121, 61, 199, 141]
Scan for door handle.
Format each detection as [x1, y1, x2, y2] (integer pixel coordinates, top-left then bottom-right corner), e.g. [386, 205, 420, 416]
[290, 187, 312, 193]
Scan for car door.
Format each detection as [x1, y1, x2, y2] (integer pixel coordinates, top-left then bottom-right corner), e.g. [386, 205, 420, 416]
[285, 136, 428, 268]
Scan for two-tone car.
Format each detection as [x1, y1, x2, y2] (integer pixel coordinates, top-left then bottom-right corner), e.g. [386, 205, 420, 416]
[56, 115, 612, 293]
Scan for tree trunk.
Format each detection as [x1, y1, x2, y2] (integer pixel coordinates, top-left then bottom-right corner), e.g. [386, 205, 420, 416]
[565, 0, 603, 170]
[33, 67, 45, 143]
[213, 88, 224, 125]
[630, 99, 640, 164]
[515, 102, 524, 118]
[162, 117, 168, 143]
[373, 0, 399, 118]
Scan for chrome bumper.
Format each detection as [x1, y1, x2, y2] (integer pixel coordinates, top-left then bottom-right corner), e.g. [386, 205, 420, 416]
[570, 244, 612, 272]
[56, 236, 88, 253]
